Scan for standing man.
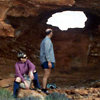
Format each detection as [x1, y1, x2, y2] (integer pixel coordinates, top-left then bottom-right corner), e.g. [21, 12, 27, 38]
[40, 28, 55, 94]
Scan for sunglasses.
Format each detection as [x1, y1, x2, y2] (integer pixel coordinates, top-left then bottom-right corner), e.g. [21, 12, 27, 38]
[21, 57, 27, 59]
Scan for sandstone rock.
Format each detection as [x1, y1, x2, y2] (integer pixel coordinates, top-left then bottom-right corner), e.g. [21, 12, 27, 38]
[0, 5, 9, 20]
[0, 0, 75, 37]
[0, 0, 100, 99]
[0, 0, 99, 38]
[65, 89, 76, 95]
[31, 0, 75, 6]
[91, 81, 100, 88]
[1, 78, 100, 100]
[18, 89, 46, 100]
[94, 98, 100, 100]
[75, 89, 88, 96]
[0, 21, 14, 37]
[0, 78, 14, 88]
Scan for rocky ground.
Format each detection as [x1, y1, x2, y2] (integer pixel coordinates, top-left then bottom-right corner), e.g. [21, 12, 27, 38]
[1, 78, 100, 100]
[0, 0, 100, 100]
[1, 55, 100, 100]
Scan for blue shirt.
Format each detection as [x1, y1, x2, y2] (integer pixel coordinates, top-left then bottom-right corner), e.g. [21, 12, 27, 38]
[40, 36, 55, 64]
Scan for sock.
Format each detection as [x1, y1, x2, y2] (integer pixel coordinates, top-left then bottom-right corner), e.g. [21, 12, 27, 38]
[33, 72, 41, 89]
[13, 81, 20, 98]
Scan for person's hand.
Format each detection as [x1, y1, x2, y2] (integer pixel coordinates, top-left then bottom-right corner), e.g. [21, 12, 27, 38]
[30, 74, 34, 80]
[48, 62, 52, 68]
[24, 81, 29, 89]
[29, 71, 34, 80]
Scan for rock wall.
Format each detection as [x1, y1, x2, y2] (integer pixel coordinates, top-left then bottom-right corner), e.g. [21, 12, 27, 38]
[0, 0, 100, 83]
[0, 0, 75, 37]
[0, 0, 100, 37]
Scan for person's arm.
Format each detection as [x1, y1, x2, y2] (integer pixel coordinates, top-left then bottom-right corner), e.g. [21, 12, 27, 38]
[44, 39, 52, 68]
[15, 63, 25, 82]
[27, 60, 35, 80]
[29, 71, 34, 80]
[27, 59, 35, 72]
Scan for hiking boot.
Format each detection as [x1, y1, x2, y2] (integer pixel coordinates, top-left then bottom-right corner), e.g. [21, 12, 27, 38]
[41, 89, 49, 95]
[36, 88, 42, 92]
[30, 88, 42, 92]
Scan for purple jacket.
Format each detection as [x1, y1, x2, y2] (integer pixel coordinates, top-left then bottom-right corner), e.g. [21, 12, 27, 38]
[15, 59, 35, 82]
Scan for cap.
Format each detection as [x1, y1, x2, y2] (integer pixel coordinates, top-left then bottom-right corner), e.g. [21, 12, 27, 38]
[45, 28, 52, 34]
[17, 51, 27, 58]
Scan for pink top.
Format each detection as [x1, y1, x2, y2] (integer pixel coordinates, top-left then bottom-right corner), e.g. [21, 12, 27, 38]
[15, 59, 35, 82]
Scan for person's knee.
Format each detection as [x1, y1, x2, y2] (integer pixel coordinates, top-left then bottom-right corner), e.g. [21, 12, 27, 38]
[45, 72, 51, 77]
[15, 77, 21, 83]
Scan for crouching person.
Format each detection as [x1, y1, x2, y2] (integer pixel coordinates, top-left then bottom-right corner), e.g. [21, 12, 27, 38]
[13, 51, 41, 98]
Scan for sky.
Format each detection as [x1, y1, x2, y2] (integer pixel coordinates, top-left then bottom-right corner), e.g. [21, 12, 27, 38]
[46, 11, 87, 31]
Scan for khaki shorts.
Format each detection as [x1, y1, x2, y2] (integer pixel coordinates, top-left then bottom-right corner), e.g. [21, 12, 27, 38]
[20, 75, 32, 89]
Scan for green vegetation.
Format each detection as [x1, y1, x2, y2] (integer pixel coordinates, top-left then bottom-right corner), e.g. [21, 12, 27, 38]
[0, 88, 41, 100]
[0, 88, 15, 100]
[45, 92, 70, 100]
[0, 88, 70, 100]
[17, 96, 41, 100]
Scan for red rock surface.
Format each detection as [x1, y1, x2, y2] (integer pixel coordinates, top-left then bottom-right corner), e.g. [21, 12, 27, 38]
[0, 21, 14, 37]
[0, 1, 100, 99]
[0, 0, 75, 37]
[1, 78, 100, 100]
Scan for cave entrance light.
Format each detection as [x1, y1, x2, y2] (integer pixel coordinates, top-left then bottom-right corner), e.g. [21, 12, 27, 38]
[46, 11, 87, 31]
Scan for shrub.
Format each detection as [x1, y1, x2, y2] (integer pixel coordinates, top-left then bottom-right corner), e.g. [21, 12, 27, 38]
[17, 96, 41, 100]
[45, 92, 71, 100]
[0, 88, 15, 100]
[0, 88, 41, 100]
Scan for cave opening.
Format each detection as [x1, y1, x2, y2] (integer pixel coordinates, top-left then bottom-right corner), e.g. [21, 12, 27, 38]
[46, 11, 87, 31]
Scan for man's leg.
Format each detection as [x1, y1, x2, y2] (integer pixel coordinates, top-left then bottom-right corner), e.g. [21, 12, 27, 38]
[42, 69, 51, 89]
[33, 72, 41, 89]
[13, 77, 21, 98]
